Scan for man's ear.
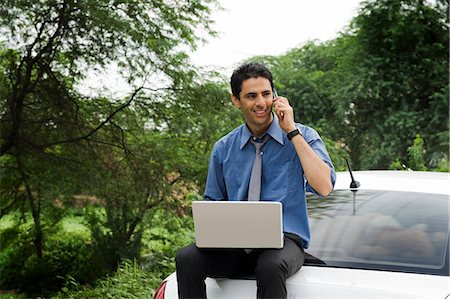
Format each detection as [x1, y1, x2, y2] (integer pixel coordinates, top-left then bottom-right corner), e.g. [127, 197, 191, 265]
[231, 95, 241, 108]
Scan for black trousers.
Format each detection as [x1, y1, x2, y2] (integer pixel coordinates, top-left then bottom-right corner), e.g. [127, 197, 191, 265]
[175, 236, 305, 299]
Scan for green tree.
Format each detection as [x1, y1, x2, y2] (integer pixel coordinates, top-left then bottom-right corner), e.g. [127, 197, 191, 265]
[0, 0, 218, 154]
[0, 0, 220, 294]
[256, 0, 449, 170]
[75, 82, 239, 276]
[337, 0, 449, 169]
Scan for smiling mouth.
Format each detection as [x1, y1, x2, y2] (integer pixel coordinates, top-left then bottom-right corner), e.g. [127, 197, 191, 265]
[253, 109, 267, 116]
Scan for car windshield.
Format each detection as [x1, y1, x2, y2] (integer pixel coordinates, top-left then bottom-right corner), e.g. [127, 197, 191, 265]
[306, 190, 449, 276]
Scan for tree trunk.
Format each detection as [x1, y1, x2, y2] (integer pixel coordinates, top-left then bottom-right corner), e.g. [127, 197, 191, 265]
[25, 184, 43, 259]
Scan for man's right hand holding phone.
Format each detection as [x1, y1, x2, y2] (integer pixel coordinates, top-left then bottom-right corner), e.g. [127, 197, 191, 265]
[273, 92, 297, 134]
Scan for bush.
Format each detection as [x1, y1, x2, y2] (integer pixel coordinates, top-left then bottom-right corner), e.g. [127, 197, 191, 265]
[51, 201, 196, 298]
[0, 215, 36, 291]
[0, 213, 96, 296]
[54, 260, 157, 299]
[321, 135, 349, 172]
[389, 134, 448, 172]
[140, 203, 195, 287]
[407, 134, 427, 171]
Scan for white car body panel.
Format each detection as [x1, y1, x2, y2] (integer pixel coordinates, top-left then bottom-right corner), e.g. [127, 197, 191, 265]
[161, 171, 450, 299]
[333, 170, 450, 195]
[163, 267, 450, 299]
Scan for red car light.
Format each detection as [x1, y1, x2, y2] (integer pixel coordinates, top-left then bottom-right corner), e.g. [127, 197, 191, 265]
[153, 280, 167, 299]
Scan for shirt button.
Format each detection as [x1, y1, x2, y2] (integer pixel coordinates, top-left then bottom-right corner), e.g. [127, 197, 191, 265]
[252, 137, 257, 141]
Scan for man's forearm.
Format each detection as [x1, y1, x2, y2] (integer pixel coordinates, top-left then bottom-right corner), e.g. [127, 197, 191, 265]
[272, 96, 333, 195]
[291, 134, 332, 196]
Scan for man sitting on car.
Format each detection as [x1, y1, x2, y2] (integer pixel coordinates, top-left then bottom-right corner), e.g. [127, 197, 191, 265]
[176, 62, 335, 299]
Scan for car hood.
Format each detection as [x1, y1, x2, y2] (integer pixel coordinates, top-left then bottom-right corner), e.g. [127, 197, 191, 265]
[163, 266, 450, 299]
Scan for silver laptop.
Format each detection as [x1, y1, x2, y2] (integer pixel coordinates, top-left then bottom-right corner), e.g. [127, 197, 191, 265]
[192, 201, 283, 249]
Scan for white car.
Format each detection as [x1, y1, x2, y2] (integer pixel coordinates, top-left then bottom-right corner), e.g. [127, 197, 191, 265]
[154, 171, 450, 299]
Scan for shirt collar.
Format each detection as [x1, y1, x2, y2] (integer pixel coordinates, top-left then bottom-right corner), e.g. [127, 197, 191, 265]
[240, 113, 285, 150]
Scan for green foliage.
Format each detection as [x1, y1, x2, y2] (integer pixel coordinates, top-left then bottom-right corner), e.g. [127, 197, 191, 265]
[252, 0, 448, 170]
[389, 159, 404, 170]
[434, 157, 450, 172]
[1, 0, 449, 297]
[0, 213, 95, 295]
[0, 293, 28, 299]
[0, 0, 222, 295]
[0, 214, 35, 290]
[51, 203, 196, 298]
[141, 203, 195, 277]
[0, 0, 218, 82]
[340, 0, 449, 169]
[390, 134, 450, 172]
[54, 260, 156, 299]
[0, 204, 196, 297]
[407, 134, 427, 171]
[321, 136, 348, 172]
[152, 78, 242, 190]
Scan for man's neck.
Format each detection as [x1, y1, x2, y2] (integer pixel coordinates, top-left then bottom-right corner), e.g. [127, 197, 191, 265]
[247, 124, 270, 138]
[246, 113, 274, 137]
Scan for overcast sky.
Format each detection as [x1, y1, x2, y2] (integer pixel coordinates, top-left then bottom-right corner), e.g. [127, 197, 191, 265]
[79, 0, 363, 97]
[190, 0, 363, 73]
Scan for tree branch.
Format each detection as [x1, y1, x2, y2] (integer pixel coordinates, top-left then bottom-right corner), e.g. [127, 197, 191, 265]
[0, 1, 69, 156]
[0, 179, 24, 218]
[39, 86, 143, 148]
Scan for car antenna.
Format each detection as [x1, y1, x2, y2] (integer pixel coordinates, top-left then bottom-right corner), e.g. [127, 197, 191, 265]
[345, 158, 360, 189]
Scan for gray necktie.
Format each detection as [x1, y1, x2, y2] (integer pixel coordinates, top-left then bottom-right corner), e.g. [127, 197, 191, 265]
[248, 134, 270, 201]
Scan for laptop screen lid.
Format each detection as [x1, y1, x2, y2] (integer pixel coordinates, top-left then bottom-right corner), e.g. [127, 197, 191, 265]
[192, 201, 283, 249]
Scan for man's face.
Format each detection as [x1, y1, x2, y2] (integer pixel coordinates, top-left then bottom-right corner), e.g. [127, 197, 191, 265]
[231, 77, 274, 136]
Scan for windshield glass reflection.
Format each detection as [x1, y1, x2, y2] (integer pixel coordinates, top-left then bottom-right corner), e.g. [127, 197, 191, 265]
[307, 190, 449, 275]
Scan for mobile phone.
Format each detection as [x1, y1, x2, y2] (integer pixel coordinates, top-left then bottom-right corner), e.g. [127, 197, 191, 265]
[272, 89, 284, 118]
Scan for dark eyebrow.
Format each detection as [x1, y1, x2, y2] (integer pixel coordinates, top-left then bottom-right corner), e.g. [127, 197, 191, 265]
[244, 92, 257, 97]
[244, 90, 271, 97]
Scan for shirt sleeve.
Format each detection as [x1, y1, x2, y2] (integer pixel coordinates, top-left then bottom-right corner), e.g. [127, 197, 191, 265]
[204, 142, 227, 201]
[302, 126, 336, 196]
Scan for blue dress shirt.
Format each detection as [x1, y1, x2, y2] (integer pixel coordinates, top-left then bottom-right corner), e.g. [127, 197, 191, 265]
[204, 114, 336, 249]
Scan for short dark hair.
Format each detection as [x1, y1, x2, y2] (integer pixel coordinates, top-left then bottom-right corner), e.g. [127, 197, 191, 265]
[230, 62, 274, 99]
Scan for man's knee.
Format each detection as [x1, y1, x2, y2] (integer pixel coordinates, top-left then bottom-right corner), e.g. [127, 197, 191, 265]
[255, 253, 288, 279]
[176, 244, 198, 270]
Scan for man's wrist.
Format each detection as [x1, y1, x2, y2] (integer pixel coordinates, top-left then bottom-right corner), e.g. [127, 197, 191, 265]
[287, 128, 303, 140]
